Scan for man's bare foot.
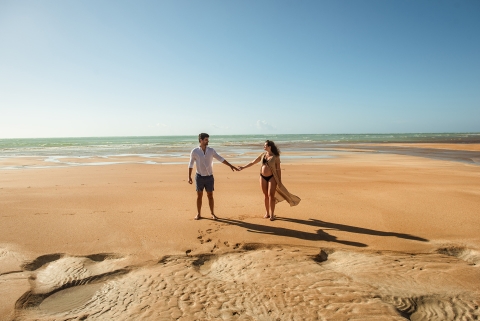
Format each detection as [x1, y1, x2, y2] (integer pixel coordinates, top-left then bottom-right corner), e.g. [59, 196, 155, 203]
[194, 214, 201, 220]
[211, 214, 218, 220]
[263, 214, 270, 219]
[269, 214, 276, 221]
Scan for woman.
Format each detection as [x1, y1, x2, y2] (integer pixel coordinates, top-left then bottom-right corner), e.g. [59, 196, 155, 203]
[239, 140, 300, 221]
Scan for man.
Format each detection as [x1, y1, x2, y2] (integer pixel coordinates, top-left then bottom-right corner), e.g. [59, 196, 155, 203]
[188, 133, 239, 220]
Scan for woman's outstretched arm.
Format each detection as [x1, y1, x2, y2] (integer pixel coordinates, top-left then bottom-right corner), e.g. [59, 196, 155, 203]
[239, 153, 262, 171]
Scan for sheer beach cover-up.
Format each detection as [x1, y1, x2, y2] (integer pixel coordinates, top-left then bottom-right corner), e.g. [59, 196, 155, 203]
[255, 152, 301, 207]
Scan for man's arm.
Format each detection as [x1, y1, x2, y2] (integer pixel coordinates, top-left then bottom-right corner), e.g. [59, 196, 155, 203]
[188, 150, 195, 184]
[188, 167, 193, 184]
[222, 159, 239, 172]
[212, 149, 238, 172]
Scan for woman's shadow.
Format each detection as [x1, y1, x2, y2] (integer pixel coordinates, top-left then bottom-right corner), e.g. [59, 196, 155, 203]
[217, 216, 428, 248]
[278, 217, 428, 242]
[217, 217, 368, 247]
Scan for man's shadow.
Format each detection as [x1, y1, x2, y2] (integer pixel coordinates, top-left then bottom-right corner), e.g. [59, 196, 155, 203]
[217, 216, 428, 248]
[217, 218, 368, 247]
[277, 217, 429, 242]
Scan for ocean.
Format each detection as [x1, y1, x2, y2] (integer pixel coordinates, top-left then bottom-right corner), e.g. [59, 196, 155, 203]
[1, 133, 479, 169]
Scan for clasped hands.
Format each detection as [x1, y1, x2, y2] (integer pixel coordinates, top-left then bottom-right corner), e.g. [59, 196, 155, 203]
[230, 164, 249, 172]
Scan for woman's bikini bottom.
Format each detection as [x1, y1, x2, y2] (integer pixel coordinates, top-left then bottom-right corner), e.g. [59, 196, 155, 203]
[260, 174, 274, 182]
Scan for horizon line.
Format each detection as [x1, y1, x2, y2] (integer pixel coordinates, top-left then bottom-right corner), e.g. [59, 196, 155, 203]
[1, 132, 480, 140]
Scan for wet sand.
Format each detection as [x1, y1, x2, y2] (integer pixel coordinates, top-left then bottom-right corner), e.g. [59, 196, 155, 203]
[331, 143, 480, 165]
[368, 143, 480, 151]
[1, 148, 480, 320]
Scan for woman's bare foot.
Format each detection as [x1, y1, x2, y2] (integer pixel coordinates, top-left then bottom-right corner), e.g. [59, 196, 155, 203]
[211, 214, 218, 220]
[269, 214, 276, 221]
[263, 213, 270, 219]
[194, 214, 201, 220]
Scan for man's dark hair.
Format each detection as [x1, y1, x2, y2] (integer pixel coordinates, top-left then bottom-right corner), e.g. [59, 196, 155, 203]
[198, 133, 209, 142]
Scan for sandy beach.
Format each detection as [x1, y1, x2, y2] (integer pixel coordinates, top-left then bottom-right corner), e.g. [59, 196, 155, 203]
[3, 0, 479, 318]
[1, 146, 480, 320]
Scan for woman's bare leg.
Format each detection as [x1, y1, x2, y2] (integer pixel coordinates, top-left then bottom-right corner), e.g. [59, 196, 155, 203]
[260, 176, 269, 218]
[268, 179, 277, 221]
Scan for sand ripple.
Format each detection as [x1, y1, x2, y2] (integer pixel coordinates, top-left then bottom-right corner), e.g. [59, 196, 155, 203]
[10, 245, 480, 321]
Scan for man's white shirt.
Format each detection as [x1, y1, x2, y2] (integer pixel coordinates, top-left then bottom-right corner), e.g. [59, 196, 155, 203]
[189, 146, 225, 176]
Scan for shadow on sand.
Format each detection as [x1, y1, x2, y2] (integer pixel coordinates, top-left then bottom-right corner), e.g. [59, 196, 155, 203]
[217, 218, 367, 247]
[278, 217, 429, 243]
[217, 217, 428, 248]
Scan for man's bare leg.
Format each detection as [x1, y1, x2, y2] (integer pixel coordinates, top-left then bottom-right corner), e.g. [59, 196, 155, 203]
[207, 192, 217, 220]
[195, 191, 203, 220]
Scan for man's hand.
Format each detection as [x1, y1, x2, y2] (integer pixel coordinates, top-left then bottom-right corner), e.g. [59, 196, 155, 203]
[188, 177, 193, 184]
[223, 160, 239, 172]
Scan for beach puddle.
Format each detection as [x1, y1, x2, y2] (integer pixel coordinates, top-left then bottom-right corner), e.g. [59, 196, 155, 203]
[38, 283, 103, 314]
[10, 246, 480, 321]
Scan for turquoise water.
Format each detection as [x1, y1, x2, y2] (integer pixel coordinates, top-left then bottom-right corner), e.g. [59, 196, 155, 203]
[1, 133, 479, 157]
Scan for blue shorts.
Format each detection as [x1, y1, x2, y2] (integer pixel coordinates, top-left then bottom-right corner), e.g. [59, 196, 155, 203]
[195, 174, 214, 192]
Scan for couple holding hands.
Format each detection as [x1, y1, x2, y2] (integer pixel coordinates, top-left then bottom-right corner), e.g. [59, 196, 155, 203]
[188, 133, 300, 221]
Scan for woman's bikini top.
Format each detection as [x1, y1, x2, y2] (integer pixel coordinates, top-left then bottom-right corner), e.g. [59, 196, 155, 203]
[263, 154, 273, 165]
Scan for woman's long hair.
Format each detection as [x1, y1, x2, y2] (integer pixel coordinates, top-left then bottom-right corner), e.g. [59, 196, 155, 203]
[266, 140, 280, 156]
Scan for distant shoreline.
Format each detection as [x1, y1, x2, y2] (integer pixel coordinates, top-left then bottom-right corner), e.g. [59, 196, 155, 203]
[1, 132, 480, 141]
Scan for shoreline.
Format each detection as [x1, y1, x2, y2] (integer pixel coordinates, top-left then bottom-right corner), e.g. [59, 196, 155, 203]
[1, 143, 480, 170]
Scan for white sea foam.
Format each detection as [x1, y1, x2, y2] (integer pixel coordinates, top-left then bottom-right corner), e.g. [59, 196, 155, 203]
[1, 134, 479, 169]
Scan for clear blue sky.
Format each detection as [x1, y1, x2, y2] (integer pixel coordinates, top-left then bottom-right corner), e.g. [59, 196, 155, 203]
[1, 0, 479, 138]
